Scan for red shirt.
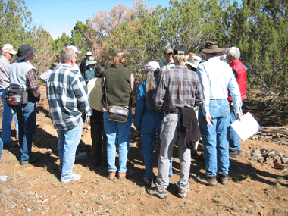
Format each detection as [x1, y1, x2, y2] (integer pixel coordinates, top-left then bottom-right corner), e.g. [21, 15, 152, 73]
[228, 59, 246, 102]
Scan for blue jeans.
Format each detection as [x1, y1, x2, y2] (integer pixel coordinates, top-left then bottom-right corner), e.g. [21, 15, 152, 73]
[0, 137, 3, 160]
[103, 108, 132, 174]
[16, 101, 36, 162]
[0, 89, 18, 143]
[58, 117, 83, 181]
[199, 99, 230, 177]
[142, 133, 173, 179]
[228, 109, 240, 152]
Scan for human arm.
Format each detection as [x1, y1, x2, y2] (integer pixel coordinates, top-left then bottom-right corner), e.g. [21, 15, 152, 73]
[27, 69, 41, 102]
[72, 74, 92, 116]
[154, 73, 166, 112]
[228, 72, 242, 120]
[196, 64, 210, 116]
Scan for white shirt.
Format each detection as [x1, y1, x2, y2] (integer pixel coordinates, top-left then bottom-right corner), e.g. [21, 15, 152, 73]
[197, 56, 242, 115]
[160, 59, 175, 71]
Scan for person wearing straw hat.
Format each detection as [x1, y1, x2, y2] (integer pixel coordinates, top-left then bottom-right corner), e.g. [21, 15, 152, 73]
[9, 45, 40, 165]
[83, 56, 97, 84]
[196, 41, 242, 186]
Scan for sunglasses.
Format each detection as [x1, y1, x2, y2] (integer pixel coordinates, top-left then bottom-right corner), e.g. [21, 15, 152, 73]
[166, 53, 173, 56]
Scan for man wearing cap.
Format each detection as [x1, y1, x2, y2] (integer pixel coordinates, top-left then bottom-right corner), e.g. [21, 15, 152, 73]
[47, 48, 91, 183]
[196, 41, 242, 186]
[147, 45, 203, 199]
[9, 45, 40, 165]
[160, 47, 175, 71]
[66, 45, 81, 72]
[83, 56, 97, 84]
[0, 44, 18, 150]
[80, 51, 92, 76]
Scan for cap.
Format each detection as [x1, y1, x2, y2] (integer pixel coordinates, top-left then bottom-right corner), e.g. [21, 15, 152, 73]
[2, 44, 17, 55]
[67, 45, 81, 54]
[164, 47, 173, 55]
[86, 51, 92, 56]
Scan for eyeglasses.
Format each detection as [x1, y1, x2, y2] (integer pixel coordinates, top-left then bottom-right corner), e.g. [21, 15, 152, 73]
[166, 53, 173, 56]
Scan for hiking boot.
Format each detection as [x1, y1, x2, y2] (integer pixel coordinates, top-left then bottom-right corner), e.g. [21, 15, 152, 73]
[218, 174, 228, 185]
[3, 141, 18, 148]
[118, 172, 126, 180]
[229, 150, 242, 158]
[0, 175, 8, 184]
[20, 156, 39, 165]
[75, 152, 87, 161]
[196, 174, 217, 186]
[178, 187, 189, 198]
[147, 186, 168, 199]
[61, 174, 81, 183]
[108, 171, 116, 180]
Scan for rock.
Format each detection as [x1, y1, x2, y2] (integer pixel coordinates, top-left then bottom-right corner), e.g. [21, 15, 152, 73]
[257, 157, 265, 163]
[274, 156, 282, 164]
[251, 149, 262, 156]
[281, 157, 288, 164]
[250, 154, 263, 162]
[264, 157, 274, 166]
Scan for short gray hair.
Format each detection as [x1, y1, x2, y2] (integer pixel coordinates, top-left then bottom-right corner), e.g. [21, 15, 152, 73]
[61, 48, 75, 63]
[227, 47, 240, 60]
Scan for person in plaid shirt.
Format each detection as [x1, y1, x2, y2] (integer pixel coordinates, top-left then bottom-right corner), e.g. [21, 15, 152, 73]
[47, 48, 91, 183]
[147, 45, 203, 199]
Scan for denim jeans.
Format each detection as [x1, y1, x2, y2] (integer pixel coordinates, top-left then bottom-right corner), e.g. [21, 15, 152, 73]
[103, 107, 132, 174]
[58, 117, 83, 181]
[156, 113, 191, 190]
[199, 99, 230, 177]
[0, 137, 3, 160]
[0, 89, 18, 143]
[16, 101, 36, 162]
[228, 109, 240, 152]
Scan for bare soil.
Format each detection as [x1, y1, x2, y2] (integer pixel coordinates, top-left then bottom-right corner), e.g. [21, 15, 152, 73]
[0, 86, 288, 216]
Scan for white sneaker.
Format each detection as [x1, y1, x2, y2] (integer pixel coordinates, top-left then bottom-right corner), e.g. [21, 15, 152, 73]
[0, 175, 8, 183]
[75, 152, 87, 161]
[61, 174, 81, 183]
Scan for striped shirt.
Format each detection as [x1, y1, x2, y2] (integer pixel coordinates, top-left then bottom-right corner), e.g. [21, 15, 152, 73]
[47, 64, 91, 130]
[154, 65, 203, 112]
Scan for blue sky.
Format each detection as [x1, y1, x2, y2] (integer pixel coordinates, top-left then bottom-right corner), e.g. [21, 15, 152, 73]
[25, 0, 171, 39]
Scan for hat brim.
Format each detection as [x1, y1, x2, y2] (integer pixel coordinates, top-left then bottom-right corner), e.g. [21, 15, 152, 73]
[9, 50, 17, 55]
[186, 62, 198, 69]
[202, 47, 226, 53]
[87, 61, 96, 65]
[15, 48, 36, 61]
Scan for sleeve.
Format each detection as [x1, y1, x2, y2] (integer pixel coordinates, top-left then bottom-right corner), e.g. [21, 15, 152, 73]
[154, 73, 166, 112]
[196, 64, 210, 116]
[27, 69, 41, 102]
[134, 81, 146, 132]
[72, 74, 92, 116]
[194, 73, 203, 107]
[227, 72, 242, 114]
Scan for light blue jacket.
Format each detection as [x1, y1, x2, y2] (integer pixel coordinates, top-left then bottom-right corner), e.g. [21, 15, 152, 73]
[134, 79, 163, 134]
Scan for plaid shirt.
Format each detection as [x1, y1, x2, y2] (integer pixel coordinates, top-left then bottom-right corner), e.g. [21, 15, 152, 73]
[47, 64, 91, 130]
[154, 65, 203, 112]
[27, 69, 40, 101]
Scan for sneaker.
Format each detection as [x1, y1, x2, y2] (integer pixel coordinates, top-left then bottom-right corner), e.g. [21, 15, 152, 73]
[118, 172, 126, 180]
[178, 187, 189, 198]
[108, 171, 116, 180]
[218, 174, 228, 185]
[0, 175, 8, 184]
[147, 186, 168, 199]
[143, 176, 153, 186]
[20, 156, 39, 165]
[196, 174, 217, 186]
[75, 152, 87, 161]
[61, 174, 81, 183]
[3, 141, 18, 148]
[229, 150, 242, 158]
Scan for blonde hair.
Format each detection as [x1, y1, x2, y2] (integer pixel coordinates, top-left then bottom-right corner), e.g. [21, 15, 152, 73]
[174, 51, 189, 64]
[113, 51, 126, 68]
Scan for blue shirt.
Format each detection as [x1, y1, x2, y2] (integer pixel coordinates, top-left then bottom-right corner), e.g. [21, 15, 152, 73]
[196, 56, 242, 115]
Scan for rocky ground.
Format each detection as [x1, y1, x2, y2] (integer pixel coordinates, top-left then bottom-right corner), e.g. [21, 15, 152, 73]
[0, 86, 288, 215]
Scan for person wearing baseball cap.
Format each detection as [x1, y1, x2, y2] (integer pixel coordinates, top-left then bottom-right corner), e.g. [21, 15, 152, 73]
[160, 47, 175, 71]
[66, 45, 81, 72]
[147, 45, 203, 199]
[80, 51, 92, 75]
[0, 44, 18, 183]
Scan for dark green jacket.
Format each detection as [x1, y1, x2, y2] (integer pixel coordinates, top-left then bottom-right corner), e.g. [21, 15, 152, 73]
[103, 63, 132, 106]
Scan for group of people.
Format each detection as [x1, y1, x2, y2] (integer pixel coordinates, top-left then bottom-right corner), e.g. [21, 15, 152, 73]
[0, 41, 247, 200]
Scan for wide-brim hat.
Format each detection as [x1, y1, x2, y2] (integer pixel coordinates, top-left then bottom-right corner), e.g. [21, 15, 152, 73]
[186, 55, 202, 69]
[202, 41, 226, 53]
[16, 45, 36, 61]
[146, 61, 160, 72]
[86, 57, 97, 65]
[86, 51, 92, 56]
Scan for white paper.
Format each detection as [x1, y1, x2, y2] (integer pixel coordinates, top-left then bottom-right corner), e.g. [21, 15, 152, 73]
[231, 112, 260, 141]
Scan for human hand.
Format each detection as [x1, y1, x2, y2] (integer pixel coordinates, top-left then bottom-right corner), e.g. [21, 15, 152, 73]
[205, 114, 213, 127]
[237, 112, 243, 120]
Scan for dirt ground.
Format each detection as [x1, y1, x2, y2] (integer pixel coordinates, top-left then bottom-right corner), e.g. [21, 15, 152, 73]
[0, 86, 288, 216]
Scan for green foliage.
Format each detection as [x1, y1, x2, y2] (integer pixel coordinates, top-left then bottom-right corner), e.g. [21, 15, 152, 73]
[52, 33, 70, 62]
[71, 20, 90, 57]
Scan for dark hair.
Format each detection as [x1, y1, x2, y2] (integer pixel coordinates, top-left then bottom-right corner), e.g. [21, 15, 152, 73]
[95, 62, 106, 78]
